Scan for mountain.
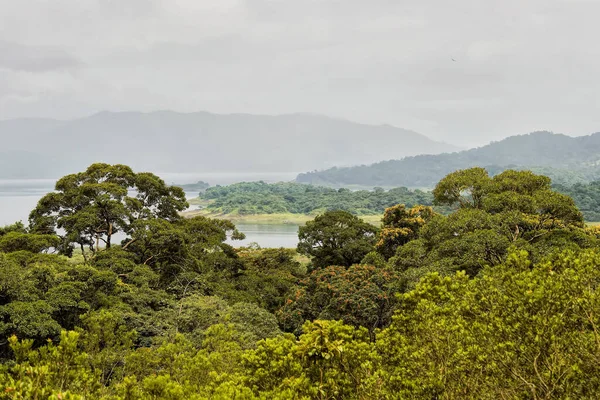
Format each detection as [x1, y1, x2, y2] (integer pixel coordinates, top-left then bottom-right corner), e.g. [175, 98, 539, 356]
[0, 111, 459, 179]
[296, 131, 600, 188]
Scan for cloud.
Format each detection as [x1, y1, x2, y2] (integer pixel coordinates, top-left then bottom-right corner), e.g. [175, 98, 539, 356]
[2, 0, 600, 146]
[0, 41, 82, 72]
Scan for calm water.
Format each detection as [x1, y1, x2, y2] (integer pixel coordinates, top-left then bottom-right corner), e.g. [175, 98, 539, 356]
[230, 223, 299, 248]
[0, 174, 300, 248]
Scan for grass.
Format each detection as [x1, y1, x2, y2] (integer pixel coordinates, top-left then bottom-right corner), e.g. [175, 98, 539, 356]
[182, 209, 382, 226]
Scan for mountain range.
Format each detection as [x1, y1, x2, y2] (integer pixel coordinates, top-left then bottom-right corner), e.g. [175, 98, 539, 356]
[0, 111, 458, 179]
[296, 131, 600, 188]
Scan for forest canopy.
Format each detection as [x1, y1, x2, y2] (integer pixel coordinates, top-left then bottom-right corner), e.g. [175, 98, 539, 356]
[198, 180, 600, 222]
[3, 165, 600, 399]
[199, 181, 438, 215]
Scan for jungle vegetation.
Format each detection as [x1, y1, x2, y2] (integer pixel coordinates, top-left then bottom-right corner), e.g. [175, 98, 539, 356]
[198, 179, 600, 222]
[199, 181, 441, 216]
[2, 164, 600, 399]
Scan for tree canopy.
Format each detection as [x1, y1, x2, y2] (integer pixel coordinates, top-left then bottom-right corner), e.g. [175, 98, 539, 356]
[4, 165, 600, 399]
[29, 163, 188, 258]
[297, 210, 378, 269]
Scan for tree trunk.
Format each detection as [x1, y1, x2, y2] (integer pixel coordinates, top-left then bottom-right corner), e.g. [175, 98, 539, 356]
[107, 223, 112, 249]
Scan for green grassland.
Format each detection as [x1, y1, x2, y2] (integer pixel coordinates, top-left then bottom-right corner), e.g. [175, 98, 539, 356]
[183, 207, 382, 226]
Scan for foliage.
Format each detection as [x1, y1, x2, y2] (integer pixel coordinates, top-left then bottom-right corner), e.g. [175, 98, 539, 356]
[376, 204, 436, 259]
[378, 249, 600, 399]
[28, 163, 188, 258]
[386, 169, 589, 281]
[554, 180, 600, 221]
[297, 210, 378, 269]
[277, 265, 399, 335]
[4, 165, 600, 398]
[201, 181, 440, 215]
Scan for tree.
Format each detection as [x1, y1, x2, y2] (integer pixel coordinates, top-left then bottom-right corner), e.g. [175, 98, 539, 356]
[29, 163, 188, 259]
[297, 211, 378, 269]
[376, 204, 435, 259]
[378, 249, 600, 399]
[0, 222, 60, 254]
[0, 231, 60, 254]
[277, 264, 398, 335]
[432, 167, 490, 208]
[243, 320, 381, 399]
[433, 168, 584, 228]
[385, 169, 590, 278]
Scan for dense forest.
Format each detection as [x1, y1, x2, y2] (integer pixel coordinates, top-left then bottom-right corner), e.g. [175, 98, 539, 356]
[198, 180, 600, 222]
[3, 164, 600, 398]
[297, 131, 600, 187]
[199, 182, 442, 215]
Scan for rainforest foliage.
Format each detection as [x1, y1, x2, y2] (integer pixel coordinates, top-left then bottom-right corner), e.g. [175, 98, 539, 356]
[3, 165, 600, 399]
[199, 180, 600, 222]
[199, 181, 440, 215]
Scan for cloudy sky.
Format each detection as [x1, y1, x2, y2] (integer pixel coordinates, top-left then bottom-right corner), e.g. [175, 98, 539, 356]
[1, 0, 600, 147]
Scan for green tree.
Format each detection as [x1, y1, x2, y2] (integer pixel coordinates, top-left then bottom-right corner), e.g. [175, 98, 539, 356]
[378, 249, 600, 399]
[277, 264, 398, 335]
[29, 163, 188, 259]
[388, 169, 590, 279]
[376, 204, 435, 259]
[432, 167, 490, 208]
[243, 320, 381, 399]
[297, 211, 378, 269]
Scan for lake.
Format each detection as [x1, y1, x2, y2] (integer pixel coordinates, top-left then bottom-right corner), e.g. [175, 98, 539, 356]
[231, 223, 299, 248]
[0, 174, 300, 248]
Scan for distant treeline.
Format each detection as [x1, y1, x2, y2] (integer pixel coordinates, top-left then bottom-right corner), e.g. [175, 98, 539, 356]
[200, 182, 448, 215]
[200, 180, 600, 221]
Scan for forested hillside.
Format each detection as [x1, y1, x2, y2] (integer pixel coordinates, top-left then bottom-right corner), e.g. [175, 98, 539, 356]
[297, 131, 600, 187]
[3, 164, 600, 398]
[0, 111, 458, 178]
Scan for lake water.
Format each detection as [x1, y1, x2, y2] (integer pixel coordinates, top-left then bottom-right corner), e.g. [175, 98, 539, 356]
[232, 223, 299, 248]
[0, 174, 300, 248]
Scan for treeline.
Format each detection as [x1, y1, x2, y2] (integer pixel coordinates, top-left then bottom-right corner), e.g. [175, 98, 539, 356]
[3, 164, 600, 398]
[200, 180, 600, 222]
[200, 181, 444, 215]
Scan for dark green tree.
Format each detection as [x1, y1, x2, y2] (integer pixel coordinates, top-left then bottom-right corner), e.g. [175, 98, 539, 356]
[28, 163, 188, 259]
[376, 204, 436, 259]
[297, 211, 378, 269]
[277, 264, 398, 334]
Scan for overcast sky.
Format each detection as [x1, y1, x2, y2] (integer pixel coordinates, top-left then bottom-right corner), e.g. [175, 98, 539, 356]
[1, 0, 600, 147]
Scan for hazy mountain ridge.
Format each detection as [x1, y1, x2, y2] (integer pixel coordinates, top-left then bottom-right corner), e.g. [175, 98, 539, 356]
[0, 111, 459, 179]
[296, 131, 600, 188]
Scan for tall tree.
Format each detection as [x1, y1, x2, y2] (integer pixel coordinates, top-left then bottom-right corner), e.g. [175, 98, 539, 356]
[376, 204, 436, 259]
[297, 210, 378, 269]
[29, 163, 188, 258]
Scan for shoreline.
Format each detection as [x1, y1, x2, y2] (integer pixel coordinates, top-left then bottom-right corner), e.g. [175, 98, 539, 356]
[182, 209, 382, 225]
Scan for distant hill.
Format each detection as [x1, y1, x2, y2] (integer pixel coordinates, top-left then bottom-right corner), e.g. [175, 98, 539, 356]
[0, 111, 459, 179]
[296, 131, 600, 188]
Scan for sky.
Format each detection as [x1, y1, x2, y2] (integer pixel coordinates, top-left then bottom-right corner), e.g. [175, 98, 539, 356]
[1, 0, 600, 147]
